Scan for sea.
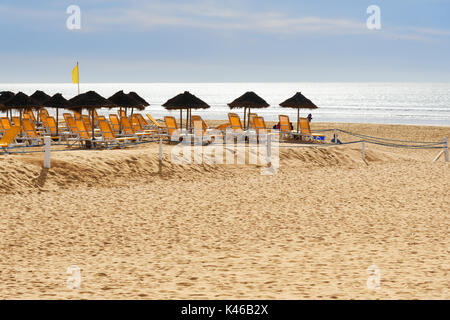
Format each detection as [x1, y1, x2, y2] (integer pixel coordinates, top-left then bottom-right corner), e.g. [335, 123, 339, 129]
[1, 83, 449, 126]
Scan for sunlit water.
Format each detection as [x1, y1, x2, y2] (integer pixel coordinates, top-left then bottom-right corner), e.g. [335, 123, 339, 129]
[1, 83, 449, 126]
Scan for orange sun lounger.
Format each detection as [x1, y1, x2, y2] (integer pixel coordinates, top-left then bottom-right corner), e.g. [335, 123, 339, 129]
[228, 113, 244, 132]
[298, 117, 325, 142]
[0, 126, 26, 153]
[98, 120, 137, 148]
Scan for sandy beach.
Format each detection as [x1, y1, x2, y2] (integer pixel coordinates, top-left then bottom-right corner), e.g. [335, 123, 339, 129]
[0, 122, 448, 299]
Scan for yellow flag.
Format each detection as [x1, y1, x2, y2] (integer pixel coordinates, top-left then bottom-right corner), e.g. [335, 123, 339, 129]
[72, 63, 79, 84]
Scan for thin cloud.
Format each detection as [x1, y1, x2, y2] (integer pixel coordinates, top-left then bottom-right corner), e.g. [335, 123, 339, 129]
[1, 1, 449, 40]
[86, 1, 450, 40]
[88, 3, 368, 35]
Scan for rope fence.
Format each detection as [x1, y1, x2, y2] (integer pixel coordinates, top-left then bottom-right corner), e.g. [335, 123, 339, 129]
[2, 128, 449, 164]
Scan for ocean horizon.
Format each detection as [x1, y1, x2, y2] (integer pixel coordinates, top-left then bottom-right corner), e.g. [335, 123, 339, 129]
[1, 82, 449, 126]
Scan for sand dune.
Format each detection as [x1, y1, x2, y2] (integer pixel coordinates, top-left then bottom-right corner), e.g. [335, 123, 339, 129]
[0, 123, 448, 299]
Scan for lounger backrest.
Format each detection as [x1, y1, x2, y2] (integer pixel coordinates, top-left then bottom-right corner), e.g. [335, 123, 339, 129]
[41, 116, 49, 130]
[164, 116, 179, 136]
[299, 117, 312, 135]
[24, 109, 36, 122]
[228, 113, 243, 132]
[130, 114, 142, 132]
[22, 119, 37, 138]
[120, 116, 135, 135]
[109, 114, 121, 132]
[254, 116, 268, 134]
[82, 115, 92, 130]
[0, 126, 20, 148]
[192, 115, 208, 131]
[98, 120, 115, 141]
[248, 113, 258, 129]
[98, 115, 106, 121]
[64, 113, 77, 134]
[73, 110, 82, 120]
[135, 114, 148, 127]
[1, 117, 12, 130]
[46, 116, 58, 135]
[75, 119, 90, 139]
[39, 109, 48, 122]
[41, 108, 49, 117]
[193, 119, 204, 136]
[146, 114, 163, 128]
[12, 116, 20, 127]
[279, 115, 290, 133]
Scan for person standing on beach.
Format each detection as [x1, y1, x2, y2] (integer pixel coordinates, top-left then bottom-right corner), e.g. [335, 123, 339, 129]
[307, 113, 312, 122]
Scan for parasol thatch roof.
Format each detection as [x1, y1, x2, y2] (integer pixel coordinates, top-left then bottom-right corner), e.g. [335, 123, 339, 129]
[108, 90, 145, 110]
[69, 91, 116, 110]
[44, 93, 73, 109]
[162, 91, 210, 110]
[3, 92, 41, 110]
[128, 92, 150, 110]
[30, 90, 51, 105]
[279, 92, 318, 109]
[228, 91, 269, 109]
[0, 91, 15, 104]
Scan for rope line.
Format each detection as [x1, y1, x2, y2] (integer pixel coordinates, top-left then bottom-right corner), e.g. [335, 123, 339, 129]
[336, 129, 444, 145]
[2, 127, 446, 154]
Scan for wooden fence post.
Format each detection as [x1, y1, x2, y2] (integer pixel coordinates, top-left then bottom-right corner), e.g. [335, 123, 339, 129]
[44, 136, 51, 169]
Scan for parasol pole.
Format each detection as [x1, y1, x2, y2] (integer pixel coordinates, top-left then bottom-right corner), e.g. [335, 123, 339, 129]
[243, 107, 247, 130]
[297, 108, 300, 132]
[91, 108, 95, 140]
[19, 108, 23, 135]
[56, 107, 59, 135]
[180, 109, 183, 130]
[188, 108, 191, 131]
[119, 106, 122, 133]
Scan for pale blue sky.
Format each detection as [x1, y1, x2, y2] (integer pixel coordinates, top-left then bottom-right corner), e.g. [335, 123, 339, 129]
[0, 0, 449, 82]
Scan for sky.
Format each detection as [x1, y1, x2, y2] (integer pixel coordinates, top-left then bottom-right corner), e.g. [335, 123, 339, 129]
[0, 0, 449, 82]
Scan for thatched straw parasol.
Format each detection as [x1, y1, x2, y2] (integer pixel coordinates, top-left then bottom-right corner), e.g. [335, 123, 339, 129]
[0, 91, 16, 118]
[128, 91, 150, 112]
[30, 90, 51, 104]
[279, 92, 318, 132]
[228, 91, 269, 129]
[44, 93, 73, 135]
[30, 90, 51, 122]
[69, 91, 116, 139]
[4, 92, 41, 134]
[162, 91, 210, 130]
[108, 90, 144, 120]
[0, 91, 15, 104]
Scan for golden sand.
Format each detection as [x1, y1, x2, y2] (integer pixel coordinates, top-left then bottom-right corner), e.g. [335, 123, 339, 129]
[0, 122, 448, 299]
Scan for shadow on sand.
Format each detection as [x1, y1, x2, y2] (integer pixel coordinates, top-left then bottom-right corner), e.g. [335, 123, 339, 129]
[35, 168, 49, 188]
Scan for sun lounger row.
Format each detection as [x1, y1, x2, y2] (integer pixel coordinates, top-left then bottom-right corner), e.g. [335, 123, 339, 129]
[1, 108, 325, 153]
